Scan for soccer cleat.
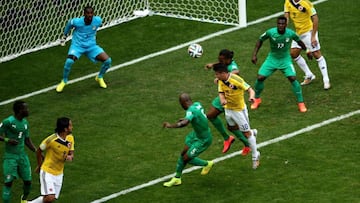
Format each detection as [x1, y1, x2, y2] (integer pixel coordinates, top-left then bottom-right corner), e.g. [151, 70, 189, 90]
[163, 177, 182, 187]
[252, 129, 258, 137]
[298, 102, 307, 113]
[95, 76, 107, 88]
[55, 80, 66, 92]
[201, 161, 214, 175]
[222, 135, 235, 153]
[301, 75, 316, 85]
[20, 195, 27, 203]
[250, 98, 262, 109]
[252, 151, 261, 169]
[323, 82, 331, 90]
[241, 146, 251, 156]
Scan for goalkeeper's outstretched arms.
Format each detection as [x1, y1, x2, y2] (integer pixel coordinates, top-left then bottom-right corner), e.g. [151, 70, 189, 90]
[60, 19, 74, 46]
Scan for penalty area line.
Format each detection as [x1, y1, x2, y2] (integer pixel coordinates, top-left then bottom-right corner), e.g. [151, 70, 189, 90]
[90, 109, 359, 203]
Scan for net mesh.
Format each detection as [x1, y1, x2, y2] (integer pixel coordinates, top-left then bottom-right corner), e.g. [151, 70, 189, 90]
[0, 0, 242, 62]
[149, 0, 241, 26]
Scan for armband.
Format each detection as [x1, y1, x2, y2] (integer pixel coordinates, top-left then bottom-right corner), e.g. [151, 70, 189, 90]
[4, 138, 9, 143]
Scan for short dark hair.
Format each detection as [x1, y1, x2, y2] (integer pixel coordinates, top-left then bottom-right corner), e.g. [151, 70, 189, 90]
[13, 100, 26, 114]
[278, 15, 287, 23]
[219, 49, 234, 59]
[84, 5, 94, 12]
[55, 117, 70, 133]
[213, 63, 228, 73]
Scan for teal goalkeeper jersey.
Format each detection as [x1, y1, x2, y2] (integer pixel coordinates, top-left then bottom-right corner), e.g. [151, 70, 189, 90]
[184, 102, 211, 140]
[259, 27, 301, 61]
[64, 16, 102, 48]
[0, 115, 29, 157]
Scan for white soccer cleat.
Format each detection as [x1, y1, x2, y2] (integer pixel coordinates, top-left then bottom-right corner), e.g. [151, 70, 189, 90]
[252, 151, 261, 169]
[324, 81, 331, 90]
[301, 75, 316, 85]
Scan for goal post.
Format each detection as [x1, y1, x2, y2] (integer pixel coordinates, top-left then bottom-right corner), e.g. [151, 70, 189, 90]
[0, 0, 247, 63]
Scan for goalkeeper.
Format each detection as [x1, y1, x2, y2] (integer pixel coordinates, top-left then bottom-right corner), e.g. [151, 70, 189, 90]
[56, 5, 112, 92]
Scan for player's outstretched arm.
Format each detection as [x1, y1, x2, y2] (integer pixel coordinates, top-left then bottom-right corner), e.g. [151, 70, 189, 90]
[163, 119, 190, 128]
[252, 40, 263, 64]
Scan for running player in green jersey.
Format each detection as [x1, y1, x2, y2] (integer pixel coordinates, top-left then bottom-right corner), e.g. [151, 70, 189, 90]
[163, 93, 213, 187]
[205, 49, 250, 154]
[0, 101, 36, 203]
[251, 16, 308, 113]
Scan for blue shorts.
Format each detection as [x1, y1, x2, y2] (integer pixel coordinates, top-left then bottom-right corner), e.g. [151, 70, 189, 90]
[68, 44, 104, 63]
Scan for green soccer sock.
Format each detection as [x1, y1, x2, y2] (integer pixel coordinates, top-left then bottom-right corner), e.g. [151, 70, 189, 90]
[22, 181, 31, 199]
[291, 80, 304, 102]
[188, 157, 207, 166]
[232, 130, 249, 147]
[2, 185, 11, 203]
[254, 79, 264, 98]
[209, 117, 230, 140]
[175, 156, 186, 178]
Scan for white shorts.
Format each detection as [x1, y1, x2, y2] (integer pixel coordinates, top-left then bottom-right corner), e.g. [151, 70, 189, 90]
[291, 30, 321, 52]
[224, 108, 251, 132]
[39, 170, 63, 199]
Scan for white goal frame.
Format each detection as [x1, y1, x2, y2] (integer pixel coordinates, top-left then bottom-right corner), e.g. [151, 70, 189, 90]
[0, 0, 246, 63]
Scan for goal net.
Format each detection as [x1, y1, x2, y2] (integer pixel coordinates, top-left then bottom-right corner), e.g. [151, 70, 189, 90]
[0, 0, 246, 63]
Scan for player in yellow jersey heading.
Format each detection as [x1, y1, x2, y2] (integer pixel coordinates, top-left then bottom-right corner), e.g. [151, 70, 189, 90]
[27, 117, 74, 203]
[284, 0, 331, 90]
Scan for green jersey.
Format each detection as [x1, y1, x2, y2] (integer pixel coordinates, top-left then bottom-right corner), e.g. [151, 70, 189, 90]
[184, 102, 210, 140]
[259, 27, 301, 61]
[228, 60, 239, 72]
[0, 115, 29, 157]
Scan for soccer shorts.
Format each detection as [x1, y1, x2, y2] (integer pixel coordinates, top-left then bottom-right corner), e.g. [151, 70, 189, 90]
[39, 170, 63, 199]
[258, 57, 296, 78]
[184, 131, 212, 159]
[291, 30, 321, 52]
[68, 44, 105, 62]
[211, 96, 224, 112]
[224, 108, 251, 132]
[3, 154, 32, 182]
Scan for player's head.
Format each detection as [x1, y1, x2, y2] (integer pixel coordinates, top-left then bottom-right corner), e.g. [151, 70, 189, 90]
[179, 93, 192, 110]
[218, 49, 234, 65]
[13, 100, 29, 118]
[277, 16, 287, 34]
[213, 63, 229, 80]
[55, 117, 73, 135]
[83, 5, 94, 25]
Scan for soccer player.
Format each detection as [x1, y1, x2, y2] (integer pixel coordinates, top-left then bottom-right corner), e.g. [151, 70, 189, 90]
[284, 0, 331, 89]
[28, 117, 75, 203]
[251, 16, 308, 113]
[213, 63, 260, 169]
[56, 5, 112, 92]
[0, 100, 36, 203]
[163, 93, 213, 187]
[205, 49, 250, 154]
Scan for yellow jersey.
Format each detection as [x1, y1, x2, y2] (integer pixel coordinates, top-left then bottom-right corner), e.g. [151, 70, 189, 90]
[218, 73, 250, 111]
[284, 0, 317, 35]
[40, 134, 75, 175]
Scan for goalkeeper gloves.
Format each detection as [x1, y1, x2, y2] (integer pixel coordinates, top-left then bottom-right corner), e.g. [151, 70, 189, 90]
[60, 35, 67, 46]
